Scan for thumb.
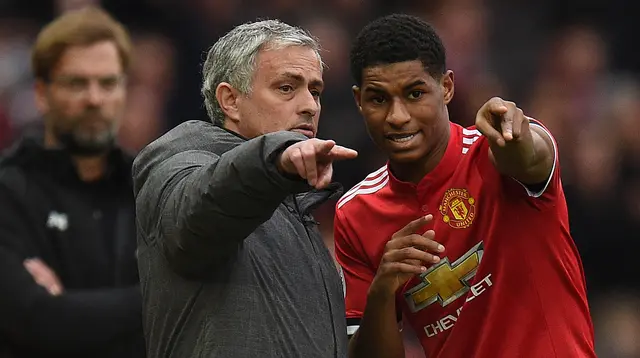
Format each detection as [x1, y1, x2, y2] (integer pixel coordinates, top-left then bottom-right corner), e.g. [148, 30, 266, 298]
[487, 99, 508, 117]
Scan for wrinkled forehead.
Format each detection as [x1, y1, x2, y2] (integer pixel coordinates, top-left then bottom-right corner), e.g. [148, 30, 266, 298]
[254, 45, 324, 85]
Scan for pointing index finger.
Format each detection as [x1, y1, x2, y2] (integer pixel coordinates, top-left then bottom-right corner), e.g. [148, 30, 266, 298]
[327, 145, 358, 160]
[501, 111, 514, 141]
[475, 114, 505, 147]
[395, 214, 433, 237]
[313, 139, 336, 155]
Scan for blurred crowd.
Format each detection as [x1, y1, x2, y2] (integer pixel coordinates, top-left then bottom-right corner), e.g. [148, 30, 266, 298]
[1, 0, 639, 357]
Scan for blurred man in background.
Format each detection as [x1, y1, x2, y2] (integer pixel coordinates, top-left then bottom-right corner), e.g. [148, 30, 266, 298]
[0, 7, 144, 358]
[133, 19, 356, 358]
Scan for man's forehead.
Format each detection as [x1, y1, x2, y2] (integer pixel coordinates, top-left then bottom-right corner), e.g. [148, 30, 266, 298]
[361, 61, 434, 88]
[273, 69, 323, 84]
[53, 42, 123, 77]
[257, 46, 321, 70]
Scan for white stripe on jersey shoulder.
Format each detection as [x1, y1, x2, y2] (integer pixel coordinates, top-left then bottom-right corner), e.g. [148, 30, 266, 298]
[462, 128, 480, 136]
[462, 127, 482, 155]
[339, 165, 387, 199]
[337, 165, 389, 209]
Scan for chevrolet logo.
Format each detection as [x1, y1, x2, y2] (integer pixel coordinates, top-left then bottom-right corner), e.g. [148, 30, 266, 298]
[404, 242, 484, 313]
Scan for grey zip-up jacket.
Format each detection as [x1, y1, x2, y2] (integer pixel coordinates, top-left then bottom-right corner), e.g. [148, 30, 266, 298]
[132, 120, 347, 358]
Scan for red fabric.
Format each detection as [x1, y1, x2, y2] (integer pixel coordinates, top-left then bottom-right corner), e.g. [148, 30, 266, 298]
[335, 121, 595, 357]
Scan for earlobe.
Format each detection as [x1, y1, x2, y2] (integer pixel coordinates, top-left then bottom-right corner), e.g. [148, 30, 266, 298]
[352, 85, 363, 113]
[215, 82, 240, 122]
[442, 70, 455, 105]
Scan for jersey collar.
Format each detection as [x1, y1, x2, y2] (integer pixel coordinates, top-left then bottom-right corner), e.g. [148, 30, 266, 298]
[387, 122, 462, 195]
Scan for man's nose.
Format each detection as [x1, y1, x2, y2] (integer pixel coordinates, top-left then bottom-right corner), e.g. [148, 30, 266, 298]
[85, 82, 106, 106]
[386, 99, 410, 127]
[297, 90, 319, 118]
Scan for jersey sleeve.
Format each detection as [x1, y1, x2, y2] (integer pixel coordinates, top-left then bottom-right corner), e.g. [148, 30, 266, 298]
[333, 208, 375, 337]
[512, 117, 560, 199]
[473, 118, 561, 203]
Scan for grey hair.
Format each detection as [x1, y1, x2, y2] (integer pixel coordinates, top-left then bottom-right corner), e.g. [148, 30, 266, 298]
[201, 19, 323, 126]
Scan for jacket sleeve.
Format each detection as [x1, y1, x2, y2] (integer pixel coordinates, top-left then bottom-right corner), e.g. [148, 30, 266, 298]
[0, 187, 142, 353]
[134, 130, 310, 277]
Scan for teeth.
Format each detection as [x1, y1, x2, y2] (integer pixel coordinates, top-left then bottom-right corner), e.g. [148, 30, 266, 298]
[389, 134, 416, 142]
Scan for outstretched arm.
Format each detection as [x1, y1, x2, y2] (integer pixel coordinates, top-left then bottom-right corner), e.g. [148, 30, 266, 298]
[134, 131, 357, 277]
[475, 97, 555, 187]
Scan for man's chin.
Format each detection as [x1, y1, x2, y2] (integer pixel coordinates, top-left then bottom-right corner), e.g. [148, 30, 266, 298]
[387, 148, 425, 164]
[57, 133, 115, 157]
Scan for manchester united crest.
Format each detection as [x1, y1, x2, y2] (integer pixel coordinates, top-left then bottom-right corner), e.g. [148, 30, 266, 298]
[439, 188, 476, 229]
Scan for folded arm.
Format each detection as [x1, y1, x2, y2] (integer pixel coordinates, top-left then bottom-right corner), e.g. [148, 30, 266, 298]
[0, 188, 142, 352]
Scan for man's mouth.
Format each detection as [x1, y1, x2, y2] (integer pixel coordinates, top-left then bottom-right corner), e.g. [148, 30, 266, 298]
[291, 125, 315, 138]
[385, 132, 419, 143]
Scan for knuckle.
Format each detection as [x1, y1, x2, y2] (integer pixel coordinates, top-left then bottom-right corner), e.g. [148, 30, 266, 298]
[401, 247, 414, 257]
[289, 149, 301, 160]
[388, 262, 402, 271]
[385, 240, 395, 250]
[380, 261, 394, 272]
[301, 146, 314, 157]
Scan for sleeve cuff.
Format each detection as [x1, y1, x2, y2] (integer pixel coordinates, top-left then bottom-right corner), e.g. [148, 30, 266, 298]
[514, 121, 558, 198]
[262, 131, 312, 192]
[347, 317, 361, 336]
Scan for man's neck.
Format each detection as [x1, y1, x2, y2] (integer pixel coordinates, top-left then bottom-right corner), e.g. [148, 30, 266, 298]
[73, 156, 107, 182]
[389, 124, 451, 184]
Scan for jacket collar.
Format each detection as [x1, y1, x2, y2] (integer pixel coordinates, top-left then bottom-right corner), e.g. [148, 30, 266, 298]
[1, 135, 133, 186]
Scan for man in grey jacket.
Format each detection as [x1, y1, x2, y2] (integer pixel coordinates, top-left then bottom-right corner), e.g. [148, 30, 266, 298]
[132, 19, 357, 358]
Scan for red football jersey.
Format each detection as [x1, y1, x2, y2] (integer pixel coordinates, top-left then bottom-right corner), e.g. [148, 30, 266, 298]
[334, 121, 596, 357]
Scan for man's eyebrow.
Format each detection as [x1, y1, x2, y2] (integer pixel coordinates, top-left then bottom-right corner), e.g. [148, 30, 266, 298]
[362, 79, 428, 93]
[278, 72, 324, 87]
[402, 79, 427, 90]
[363, 86, 386, 94]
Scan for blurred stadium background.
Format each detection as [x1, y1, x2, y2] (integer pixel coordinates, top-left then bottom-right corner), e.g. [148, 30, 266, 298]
[1, 0, 638, 357]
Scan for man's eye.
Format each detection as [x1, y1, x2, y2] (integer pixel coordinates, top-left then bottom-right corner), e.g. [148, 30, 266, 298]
[408, 91, 424, 100]
[280, 85, 294, 93]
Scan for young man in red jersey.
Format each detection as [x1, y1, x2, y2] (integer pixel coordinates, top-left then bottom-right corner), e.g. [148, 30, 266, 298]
[335, 14, 596, 358]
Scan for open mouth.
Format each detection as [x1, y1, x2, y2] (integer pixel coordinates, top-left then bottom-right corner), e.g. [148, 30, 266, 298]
[385, 132, 419, 143]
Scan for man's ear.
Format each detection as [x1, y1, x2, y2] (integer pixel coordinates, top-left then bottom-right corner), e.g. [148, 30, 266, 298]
[215, 82, 241, 123]
[352, 85, 363, 114]
[442, 70, 455, 105]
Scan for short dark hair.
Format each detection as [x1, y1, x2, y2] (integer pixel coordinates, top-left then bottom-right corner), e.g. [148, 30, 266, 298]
[350, 14, 446, 86]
